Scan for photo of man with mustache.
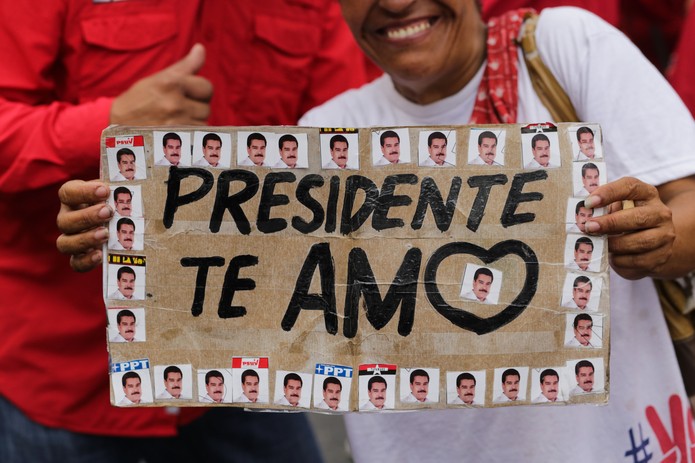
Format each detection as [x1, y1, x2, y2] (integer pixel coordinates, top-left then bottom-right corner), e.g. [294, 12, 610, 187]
[316, 376, 343, 411]
[533, 369, 561, 403]
[420, 131, 453, 167]
[111, 309, 138, 343]
[119, 372, 142, 406]
[361, 376, 388, 411]
[495, 368, 522, 403]
[525, 133, 558, 169]
[461, 266, 497, 305]
[576, 162, 601, 196]
[374, 130, 402, 166]
[451, 372, 477, 405]
[470, 130, 501, 166]
[109, 266, 137, 301]
[112, 218, 135, 251]
[276, 372, 303, 407]
[569, 237, 595, 272]
[235, 369, 260, 403]
[570, 360, 596, 396]
[273, 134, 300, 169]
[324, 134, 351, 169]
[112, 148, 137, 182]
[566, 314, 596, 348]
[194, 133, 223, 168]
[157, 366, 183, 400]
[112, 187, 133, 218]
[401, 369, 432, 403]
[199, 370, 225, 404]
[563, 276, 593, 310]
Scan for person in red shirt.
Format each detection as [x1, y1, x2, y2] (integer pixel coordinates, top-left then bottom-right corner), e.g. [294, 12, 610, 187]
[0, 1, 368, 461]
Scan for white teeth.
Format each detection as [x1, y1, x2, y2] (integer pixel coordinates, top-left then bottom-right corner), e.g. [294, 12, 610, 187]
[386, 20, 431, 40]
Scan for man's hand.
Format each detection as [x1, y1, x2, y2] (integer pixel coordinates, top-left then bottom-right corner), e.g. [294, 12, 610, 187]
[583, 177, 676, 280]
[110, 44, 212, 126]
[56, 180, 113, 272]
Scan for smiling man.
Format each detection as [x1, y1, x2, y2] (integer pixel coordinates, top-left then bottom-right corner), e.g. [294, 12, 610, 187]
[300, 1, 695, 460]
[576, 126, 597, 160]
[452, 372, 476, 405]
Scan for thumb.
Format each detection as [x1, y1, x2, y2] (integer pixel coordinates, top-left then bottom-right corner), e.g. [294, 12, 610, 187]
[165, 43, 206, 76]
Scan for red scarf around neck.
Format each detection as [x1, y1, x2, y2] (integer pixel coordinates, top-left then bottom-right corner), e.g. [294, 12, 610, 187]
[469, 8, 534, 124]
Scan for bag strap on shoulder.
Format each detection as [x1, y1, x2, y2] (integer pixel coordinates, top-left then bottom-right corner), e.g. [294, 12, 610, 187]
[517, 12, 580, 122]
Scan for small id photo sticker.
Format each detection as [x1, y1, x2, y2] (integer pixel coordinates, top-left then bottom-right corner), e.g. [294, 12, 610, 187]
[231, 357, 270, 404]
[447, 370, 486, 406]
[106, 135, 147, 181]
[197, 368, 233, 403]
[313, 363, 353, 412]
[399, 367, 440, 405]
[274, 371, 312, 409]
[107, 307, 146, 343]
[418, 129, 456, 167]
[371, 128, 411, 166]
[320, 131, 359, 170]
[153, 131, 192, 167]
[468, 128, 505, 166]
[109, 185, 143, 218]
[460, 264, 503, 305]
[111, 359, 153, 406]
[153, 364, 193, 401]
[192, 131, 232, 168]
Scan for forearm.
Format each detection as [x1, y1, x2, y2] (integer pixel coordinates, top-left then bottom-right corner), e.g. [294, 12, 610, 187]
[656, 175, 695, 279]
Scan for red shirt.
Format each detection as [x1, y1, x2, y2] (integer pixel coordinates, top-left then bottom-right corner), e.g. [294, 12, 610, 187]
[668, 5, 695, 116]
[0, 0, 367, 436]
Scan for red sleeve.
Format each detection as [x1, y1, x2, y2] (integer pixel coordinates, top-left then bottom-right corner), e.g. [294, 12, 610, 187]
[668, 6, 695, 117]
[298, 1, 372, 116]
[0, 1, 110, 193]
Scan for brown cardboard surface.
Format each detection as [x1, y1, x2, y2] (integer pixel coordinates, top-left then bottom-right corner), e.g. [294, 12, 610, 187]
[103, 123, 609, 411]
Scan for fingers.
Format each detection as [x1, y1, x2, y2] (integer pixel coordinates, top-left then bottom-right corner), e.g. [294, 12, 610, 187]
[609, 241, 672, 279]
[56, 225, 109, 255]
[584, 201, 673, 235]
[165, 43, 206, 76]
[69, 250, 103, 273]
[182, 74, 213, 102]
[57, 180, 109, 208]
[57, 202, 113, 235]
[584, 177, 658, 209]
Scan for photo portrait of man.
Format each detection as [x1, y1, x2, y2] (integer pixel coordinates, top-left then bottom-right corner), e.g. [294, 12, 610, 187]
[194, 133, 223, 168]
[199, 370, 225, 403]
[273, 134, 300, 169]
[462, 267, 496, 304]
[533, 369, 561, 403]
[112, 187, 132, 217]
[570, 360, 595, 396]
[375, 130, 401, 166]
[109, 266, 136, 300]
[563, 276, 593, 310]
[567, 314, 595, 348]
[324, 134, 350, 169]
[421, 131, 452, 167]
[119, 371, 142, 406]
[316, 376, 343, 411]
[451, 372, 476, 405]
[401, 369, 431, 403]
[525, 133, 557, 168]
[361, 376, 388, 410]
[157, 366, 183, 400]
[568, 200, 594, 233]
[111, 218, 135, 251]
[575, 126, 597, 161]
[275, 372, 303, 406]
[156, 132, 183, 166]
[111, 309, 137, 343]
[576, 162, 601, 196]
[568, 236, 595, 272]
[238, 132, 267, 167]
[495, 368, 521, 402]
[112, 148, 137, 181]
[470, 130, 501, 166]
[234, 369, 260, 403]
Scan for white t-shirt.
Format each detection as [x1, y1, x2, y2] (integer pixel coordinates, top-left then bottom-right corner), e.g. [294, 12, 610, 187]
[301, 7, 695, 462]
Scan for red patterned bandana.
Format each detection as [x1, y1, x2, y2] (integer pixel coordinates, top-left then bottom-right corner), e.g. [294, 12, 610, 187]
[469, 9, 534, 124]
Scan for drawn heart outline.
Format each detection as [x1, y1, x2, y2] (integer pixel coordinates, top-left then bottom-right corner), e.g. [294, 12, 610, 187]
[424, 240, 539, 335]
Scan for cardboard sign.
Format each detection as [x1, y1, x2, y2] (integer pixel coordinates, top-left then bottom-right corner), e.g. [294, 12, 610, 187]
[102, 123, 609, 411]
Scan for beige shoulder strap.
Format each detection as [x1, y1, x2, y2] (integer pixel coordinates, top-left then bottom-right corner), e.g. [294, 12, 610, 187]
[517, 12, 580, 122]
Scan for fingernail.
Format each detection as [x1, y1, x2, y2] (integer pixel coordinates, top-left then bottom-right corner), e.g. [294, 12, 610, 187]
[91, 250, 103, 263]
[95, 186, 108, 198]
[584, 221, 599, 233]
[95, 228, 109, 241]
[584, 196, 599, 208]
[98, 206, 113, 219]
